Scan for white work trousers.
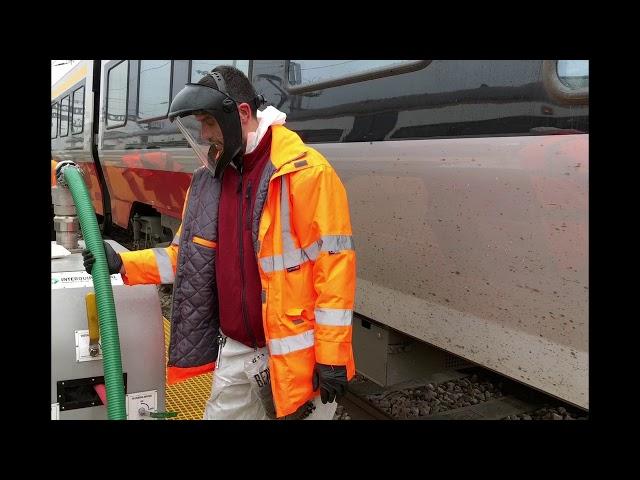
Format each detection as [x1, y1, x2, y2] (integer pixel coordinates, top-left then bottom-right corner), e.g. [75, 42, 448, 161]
[203, 333, 337, 420]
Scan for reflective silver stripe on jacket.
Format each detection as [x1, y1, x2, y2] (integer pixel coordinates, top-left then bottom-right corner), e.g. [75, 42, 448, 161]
[268, 330, 315, 355]
[315, 308, 353, 326]
[303, 235, 354, 261]
[280, 176, 297, 265]
[260, 236, 354, 273]
[152, 248, 175, 284]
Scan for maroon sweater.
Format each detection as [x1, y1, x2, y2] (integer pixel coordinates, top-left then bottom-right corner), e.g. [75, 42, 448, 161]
[215, 127, 272, 348]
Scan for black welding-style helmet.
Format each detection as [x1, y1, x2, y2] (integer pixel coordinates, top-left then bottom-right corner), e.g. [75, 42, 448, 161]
[168, 72, 242, 178]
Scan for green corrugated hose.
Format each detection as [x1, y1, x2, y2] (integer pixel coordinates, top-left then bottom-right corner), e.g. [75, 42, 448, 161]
[61, 164, 126, 420]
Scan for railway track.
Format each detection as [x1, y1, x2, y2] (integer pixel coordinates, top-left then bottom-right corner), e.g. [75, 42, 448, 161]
[335, 370, 588, 421]
[337, 391, 394, 420]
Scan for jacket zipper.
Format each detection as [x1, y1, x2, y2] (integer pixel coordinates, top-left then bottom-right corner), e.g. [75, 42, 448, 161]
[246, 181, 252, 230]
[215, 333, 227, 368]
[238, 174, 257, 349]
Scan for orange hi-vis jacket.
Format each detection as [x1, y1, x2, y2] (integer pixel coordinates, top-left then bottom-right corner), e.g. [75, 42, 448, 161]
[119, 125, 356, 417]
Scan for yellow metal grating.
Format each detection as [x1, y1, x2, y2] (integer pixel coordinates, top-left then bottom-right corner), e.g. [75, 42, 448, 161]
[163, 317, 212, 420]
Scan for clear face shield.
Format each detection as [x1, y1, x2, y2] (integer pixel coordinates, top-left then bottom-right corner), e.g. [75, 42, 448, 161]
[174, 114, 224, 177]
[169, 81, 243, 178]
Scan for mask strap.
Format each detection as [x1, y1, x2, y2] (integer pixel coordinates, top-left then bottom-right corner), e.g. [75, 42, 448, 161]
[253, 94, 266, 109]
[206, 72, 266, 110]
[206, 72, 228, 95]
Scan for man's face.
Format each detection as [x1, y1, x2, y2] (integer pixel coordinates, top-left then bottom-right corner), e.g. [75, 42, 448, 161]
[195, 113, 224, 146]
[194, 103, 254, 155]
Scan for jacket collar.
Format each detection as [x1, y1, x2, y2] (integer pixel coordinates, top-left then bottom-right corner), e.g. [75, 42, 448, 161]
[269, 125, 310, 177]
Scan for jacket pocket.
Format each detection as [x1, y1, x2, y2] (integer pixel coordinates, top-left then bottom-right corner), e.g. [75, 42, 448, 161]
[284, 307, 306, 326]
[192, 235, 217, 249]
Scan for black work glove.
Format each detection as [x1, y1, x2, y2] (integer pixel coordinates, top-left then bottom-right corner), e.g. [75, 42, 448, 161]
[82, 241, 123, 275]
[312, 363, 348, 404]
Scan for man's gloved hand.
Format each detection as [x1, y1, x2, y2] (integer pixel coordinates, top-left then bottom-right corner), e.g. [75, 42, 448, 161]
[312, 363, 348, 404]
[82, 241, 123, 275]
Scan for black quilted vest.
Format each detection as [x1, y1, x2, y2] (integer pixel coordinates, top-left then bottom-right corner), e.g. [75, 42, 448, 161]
[168, 167, 222, 368]
[167, 161, 275, 369]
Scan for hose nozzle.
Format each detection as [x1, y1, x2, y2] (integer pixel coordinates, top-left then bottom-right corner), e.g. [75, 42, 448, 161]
[55, 160, 80, 187]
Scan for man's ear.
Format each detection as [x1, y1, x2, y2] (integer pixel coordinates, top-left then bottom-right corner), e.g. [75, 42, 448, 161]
[238, 103, 252, 124]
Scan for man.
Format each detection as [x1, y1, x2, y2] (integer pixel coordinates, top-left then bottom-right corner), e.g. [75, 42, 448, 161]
[82, 65, 356, 420]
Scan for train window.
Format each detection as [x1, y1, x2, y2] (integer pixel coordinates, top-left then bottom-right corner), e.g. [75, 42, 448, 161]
[189, 60, 250, 82]
[72, 86, 85, 134]
[542, 60, 588, 105]
[286, 60, 430, 93]
[51, 102, 58, 139]
[557, 60, 588, 90]
[138, 60, 172, 121]
[106, 60, 129, 129]
[60, 95, 70, 137]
